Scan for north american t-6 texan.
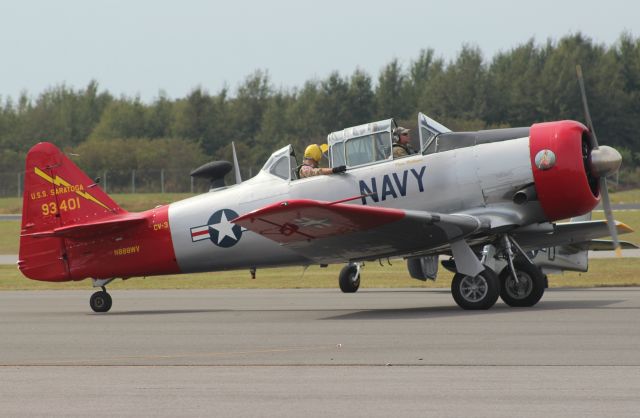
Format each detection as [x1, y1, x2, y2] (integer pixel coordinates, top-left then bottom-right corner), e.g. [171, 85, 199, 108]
[18, 67, 636, 312]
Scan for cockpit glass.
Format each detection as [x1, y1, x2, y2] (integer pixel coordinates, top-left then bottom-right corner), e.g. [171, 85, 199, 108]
[419, 112, 451, 154]
[261, 145, 292, 181]
[327, 118, 394, 169]
[345, 131, 391, 167]
[331, 144, 346, 167]
[269, 156, 290, 180]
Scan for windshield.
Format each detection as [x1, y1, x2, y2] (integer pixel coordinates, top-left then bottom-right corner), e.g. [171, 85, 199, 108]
[418, 112, 451, 154]
[261, 145, 295, 181]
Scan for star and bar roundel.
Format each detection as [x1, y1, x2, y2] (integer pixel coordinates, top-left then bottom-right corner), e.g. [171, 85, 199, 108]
[190, 209, 243, 248]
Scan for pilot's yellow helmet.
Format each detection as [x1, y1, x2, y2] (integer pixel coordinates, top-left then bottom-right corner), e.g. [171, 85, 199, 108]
[304, 144, 323, 162]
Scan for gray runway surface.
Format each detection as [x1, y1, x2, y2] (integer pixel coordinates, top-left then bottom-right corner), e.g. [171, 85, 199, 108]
[0, 255, 16, 264]
[0, 288, 639, 417]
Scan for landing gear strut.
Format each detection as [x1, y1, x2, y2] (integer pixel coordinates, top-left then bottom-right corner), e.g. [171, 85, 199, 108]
[498, 235, 546, 307]
[339, 263, 361, 293]
[499, 261, 546, 307]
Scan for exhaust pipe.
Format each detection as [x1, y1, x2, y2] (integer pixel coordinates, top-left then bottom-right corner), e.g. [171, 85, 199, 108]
[513, 185, 537, 205]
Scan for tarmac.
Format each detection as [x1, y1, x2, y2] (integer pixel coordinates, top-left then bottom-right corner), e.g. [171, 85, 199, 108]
[0, 288, 639, 417]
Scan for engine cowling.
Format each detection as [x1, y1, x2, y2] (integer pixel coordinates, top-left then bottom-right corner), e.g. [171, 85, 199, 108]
[529, 120, 599, 221]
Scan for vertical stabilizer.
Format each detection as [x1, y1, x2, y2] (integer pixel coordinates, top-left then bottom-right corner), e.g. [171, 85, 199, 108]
[19, 142, 124, 281]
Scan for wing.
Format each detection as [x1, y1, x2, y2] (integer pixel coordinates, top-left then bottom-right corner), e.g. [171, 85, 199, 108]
[586, 240, 638, 251]
[233, 199, 485, 263]
[513, 220, 634, 251]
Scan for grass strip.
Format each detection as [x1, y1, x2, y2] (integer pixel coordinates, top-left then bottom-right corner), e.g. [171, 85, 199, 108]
[1, 258, 638, 291]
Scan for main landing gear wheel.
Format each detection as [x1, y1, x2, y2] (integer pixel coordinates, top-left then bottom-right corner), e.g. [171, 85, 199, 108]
[90, 290, 112, 313]
[451, 267, 500, 310]
[339, 264, 360, 293]
[499, 261, 545, 307]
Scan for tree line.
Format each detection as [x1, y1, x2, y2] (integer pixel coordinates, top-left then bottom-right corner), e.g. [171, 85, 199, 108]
[1, 32, 639, 186]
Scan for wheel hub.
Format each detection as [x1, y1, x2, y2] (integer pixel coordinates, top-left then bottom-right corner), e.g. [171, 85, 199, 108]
[460, 275, 488, 302]
[506, 272, 533, 299]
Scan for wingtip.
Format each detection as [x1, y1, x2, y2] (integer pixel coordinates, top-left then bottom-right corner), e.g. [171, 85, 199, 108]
[616, 222, 634, 234]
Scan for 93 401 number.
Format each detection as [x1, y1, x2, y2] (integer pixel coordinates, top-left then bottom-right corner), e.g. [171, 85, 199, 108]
[41, 197, 81, 216]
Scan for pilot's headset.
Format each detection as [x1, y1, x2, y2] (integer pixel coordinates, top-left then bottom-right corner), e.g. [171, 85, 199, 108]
[393, 127, 410, 142]
[392, 127, 401, 143]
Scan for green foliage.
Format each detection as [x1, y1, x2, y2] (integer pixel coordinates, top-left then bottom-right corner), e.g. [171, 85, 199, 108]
[1, 32, 640, 187]
[0, 81, 112, 155]
[486, 39, 544, 126]
[376, 59, 410, 119]
[74, 137, 207, 172]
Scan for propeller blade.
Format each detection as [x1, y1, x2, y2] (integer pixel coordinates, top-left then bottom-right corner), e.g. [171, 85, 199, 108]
[576, 65, 599, 149]
[600, 177, 622, 257]
[231, 141, 242, 184]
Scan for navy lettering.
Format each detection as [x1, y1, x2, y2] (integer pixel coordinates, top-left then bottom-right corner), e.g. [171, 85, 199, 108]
[410, 166, 426, 192]
[392, 171, 408, 196]
[359, 177, 378, 205]
[381, 175, 397, 201]
[358, 165, 426, 204]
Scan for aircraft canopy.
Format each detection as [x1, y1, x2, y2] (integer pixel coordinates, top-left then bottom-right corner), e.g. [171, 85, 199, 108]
[327, 119, 396, 169]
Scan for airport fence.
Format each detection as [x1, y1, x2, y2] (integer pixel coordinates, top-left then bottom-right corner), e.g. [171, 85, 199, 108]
[0, 169, 223, 197]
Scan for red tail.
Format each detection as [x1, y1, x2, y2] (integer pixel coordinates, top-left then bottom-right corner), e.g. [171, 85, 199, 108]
[19, 142, 181, 282]
[19, 143, 127, 281]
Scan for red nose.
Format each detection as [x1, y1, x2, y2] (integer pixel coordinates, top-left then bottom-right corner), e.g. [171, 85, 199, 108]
[529, 120, 599, 221]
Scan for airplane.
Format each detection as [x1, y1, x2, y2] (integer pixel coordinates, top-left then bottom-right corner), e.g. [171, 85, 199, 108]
[17, 67, 636, 312]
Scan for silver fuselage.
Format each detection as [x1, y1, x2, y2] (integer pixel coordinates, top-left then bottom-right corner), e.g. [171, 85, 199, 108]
[168, 137, 544, 273]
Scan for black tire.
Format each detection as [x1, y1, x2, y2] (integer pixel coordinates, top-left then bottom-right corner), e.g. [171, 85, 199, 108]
[499, 261, 545, 307]
[339, 264, 360, 293]
[90, 290, 112, 313]
[451, 267, 499, 310]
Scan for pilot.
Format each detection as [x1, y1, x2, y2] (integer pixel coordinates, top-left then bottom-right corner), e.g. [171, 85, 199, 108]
[392, 127, 415, 158]
[299, 144, 347, 178]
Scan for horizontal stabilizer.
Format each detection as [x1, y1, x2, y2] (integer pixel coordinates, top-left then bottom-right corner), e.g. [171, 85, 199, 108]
[22, 213, 146, 239]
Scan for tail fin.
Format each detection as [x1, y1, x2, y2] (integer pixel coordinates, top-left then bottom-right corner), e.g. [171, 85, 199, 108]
[19, 142, 125, 281]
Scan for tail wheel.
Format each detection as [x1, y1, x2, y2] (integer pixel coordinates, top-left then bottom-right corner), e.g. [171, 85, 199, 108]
[339, 264, 360, 293]
[499, 261, 545, 307]
[90, 290, 112, 313]
[451, 267, 499, 310]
